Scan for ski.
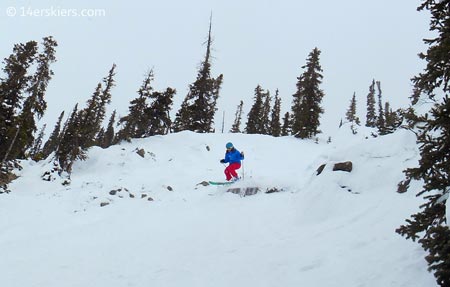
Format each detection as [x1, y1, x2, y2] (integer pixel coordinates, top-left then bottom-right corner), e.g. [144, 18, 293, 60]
[208, 181, 234, 186]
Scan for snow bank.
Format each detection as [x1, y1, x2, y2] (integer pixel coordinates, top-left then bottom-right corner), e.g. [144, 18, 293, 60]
[0, 130, 437, 287]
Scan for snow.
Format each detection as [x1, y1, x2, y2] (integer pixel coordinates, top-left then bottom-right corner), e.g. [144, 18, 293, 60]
[0, 128, 437, 287]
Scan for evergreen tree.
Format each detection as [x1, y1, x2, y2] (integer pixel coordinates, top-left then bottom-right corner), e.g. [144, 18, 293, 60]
[230, 100, 244, 133]
[270, 90, 282, 137]
[42, 111, 64, 158]
[101, 110, 116, 148]
[145, 87, 176, 136]
[0, 37, 57, 161]
[261, 90, 272, 135]
[281, 112, 291, 136]
[117, 70, 175, 141]
[117, 71, 153, 141]
[30, 124, 46, 160]
[56, 65, 115, 174]
[56, 104, 85, 173]
[78, 64, 116, 149]
[291, 48, 325, 139]
[345, 92, 360, 134]
[396, 1, 450, 286]
[376, 81, 386, 133]
[173, 18, 223, 133]
[365, 80, 377, 127]
[246, 85, 268, 134]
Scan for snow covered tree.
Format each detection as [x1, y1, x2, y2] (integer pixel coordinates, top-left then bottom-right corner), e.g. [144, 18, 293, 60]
[365, 80, 377, 128]
[246, 85, 269, 134]
[345, 92, 360, 134]
[270, 90, 282, 137]
[396, 1, 450, 286]
[291, 48, 325, 139]
[230, 100, 244, 133]
[173, 18, 223, 133]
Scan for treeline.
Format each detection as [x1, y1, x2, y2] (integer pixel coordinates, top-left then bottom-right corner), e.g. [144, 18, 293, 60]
[1, 23, 403, 178]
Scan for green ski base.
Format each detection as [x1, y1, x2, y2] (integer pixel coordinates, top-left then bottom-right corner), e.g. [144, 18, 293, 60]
[208, 181, 234, 186]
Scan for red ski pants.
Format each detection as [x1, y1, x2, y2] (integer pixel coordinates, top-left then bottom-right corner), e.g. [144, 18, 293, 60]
[225, 163, 241, 181]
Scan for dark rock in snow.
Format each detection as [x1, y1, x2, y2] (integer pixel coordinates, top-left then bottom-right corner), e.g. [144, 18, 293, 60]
[333, 161, 353, 172]
[316, 164, 326, 175]
[136, 148, 146, 158]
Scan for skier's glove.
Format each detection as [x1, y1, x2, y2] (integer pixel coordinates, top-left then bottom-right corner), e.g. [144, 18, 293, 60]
[240, 152, 244, 158]
[220, 159, 225, 163]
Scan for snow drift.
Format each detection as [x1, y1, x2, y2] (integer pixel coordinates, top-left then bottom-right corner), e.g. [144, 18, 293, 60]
[0, 129, 437, 287]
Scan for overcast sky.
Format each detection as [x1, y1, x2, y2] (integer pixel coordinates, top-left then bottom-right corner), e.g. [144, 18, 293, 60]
[1, 0, 431, 134]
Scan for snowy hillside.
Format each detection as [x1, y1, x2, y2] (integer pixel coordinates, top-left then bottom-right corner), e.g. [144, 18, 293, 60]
[0, 129, 438, 287]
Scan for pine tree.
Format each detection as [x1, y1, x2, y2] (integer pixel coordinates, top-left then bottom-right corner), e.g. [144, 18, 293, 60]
[365, 80, 377, 127]
[42, 111, 64, 158]
[173, 18, 223, 133]
[230, 100, 244, 133]
[281, 112, 291, 136]
[270, 90, 282, 137]
[56, 104, 85, 173]
[0, 41, 38, 162]
[261, 90, 272, 135]
[376, 81, 386, 134]
[78, 64, 116, 149]
[145, 87, 176, 136]
[101, 110, 116, 148]
[117, 71, 153, 141]
[0, 37, 57, 161]
[30, 124, 46, 160]
[246, 85, 268, 134]
[117, 70, 175, 141]
[345, 92, 360, 134]
[396, 1, 450, 286]
[291, 48, 325, 139]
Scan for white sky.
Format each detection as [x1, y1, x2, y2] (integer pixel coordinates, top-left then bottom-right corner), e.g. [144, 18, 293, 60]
[1, 0, 431, 134]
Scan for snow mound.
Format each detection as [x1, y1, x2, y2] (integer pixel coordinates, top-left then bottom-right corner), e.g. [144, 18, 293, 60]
[0, 130, 437, 287]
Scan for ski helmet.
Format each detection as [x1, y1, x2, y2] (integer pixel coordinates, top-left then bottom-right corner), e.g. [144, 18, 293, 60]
[226, 142, 233, 149]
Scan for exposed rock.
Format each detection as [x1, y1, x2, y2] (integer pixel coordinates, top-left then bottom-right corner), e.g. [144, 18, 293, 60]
[316, 164, 326, 175]
[100, 202, 110, 207]
[333, 161, 353, 172]
[147, 197, 154, 201]
[141, 194, 148, 199]
[167, 186, 173, 191]
[266, 187, 283, 194]
[136, 148, 146, 158]
[197, 181, 209, 186]
[109, 189, 118, 195]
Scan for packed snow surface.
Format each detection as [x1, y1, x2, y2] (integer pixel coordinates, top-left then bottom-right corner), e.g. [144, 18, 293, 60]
[0, 129, 437, 287]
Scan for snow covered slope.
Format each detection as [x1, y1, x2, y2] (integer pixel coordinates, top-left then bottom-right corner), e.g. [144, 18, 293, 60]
[0, 129, 437, 287]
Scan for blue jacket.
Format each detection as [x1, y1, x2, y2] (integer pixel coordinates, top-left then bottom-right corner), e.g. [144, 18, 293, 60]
[224, 148, 244, 164]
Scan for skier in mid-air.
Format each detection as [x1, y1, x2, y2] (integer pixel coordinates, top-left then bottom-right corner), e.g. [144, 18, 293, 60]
[220, 142, 244, 182]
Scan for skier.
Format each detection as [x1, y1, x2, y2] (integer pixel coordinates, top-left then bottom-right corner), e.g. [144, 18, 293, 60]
[220, 142, 244, 181]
